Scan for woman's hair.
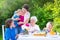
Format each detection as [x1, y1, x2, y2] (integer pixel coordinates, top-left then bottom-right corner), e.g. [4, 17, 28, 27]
[22, 4, 29, 11]
[5, 18, 13, 28]
[30, 16, 38, 23]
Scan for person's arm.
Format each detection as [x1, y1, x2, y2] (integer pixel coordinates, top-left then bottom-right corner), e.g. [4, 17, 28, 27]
[24, 13, 30, 24]
[18, 22, 24, 24]
[13, 18, 20, 21]
[18, 19, 29, 25]
[24, 18, 29, 24]
[18, 18, 29, 25]
[12, 15, 20, 21]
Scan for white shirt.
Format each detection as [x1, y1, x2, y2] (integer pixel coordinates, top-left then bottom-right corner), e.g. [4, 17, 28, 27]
[24, 12, 30, 22]
[29, 24, 40, 32]
[22, 24, 40, 33]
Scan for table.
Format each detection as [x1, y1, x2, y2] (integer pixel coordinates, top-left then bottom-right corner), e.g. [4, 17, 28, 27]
[17, 35, 60, 40]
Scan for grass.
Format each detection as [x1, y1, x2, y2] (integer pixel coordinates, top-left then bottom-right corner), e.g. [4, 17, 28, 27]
[0, 35, 2, 40]
[0, 28, 2, 40]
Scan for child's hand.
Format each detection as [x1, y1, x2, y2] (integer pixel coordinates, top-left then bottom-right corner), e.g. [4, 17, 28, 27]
[18, 22, 24, 24]
[16, 18, 20, 20]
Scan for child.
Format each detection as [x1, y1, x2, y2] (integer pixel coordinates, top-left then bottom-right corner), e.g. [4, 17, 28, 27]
[12, 9, 24, 34]
[43, 22, 56, 35]
[18, 10, 25, 33]
[22, 16, 40, 34]
[5, 19, 17, 40]
[12, 9, 25, 34]
[12, 9, 21, 27]
[18, 10, 25, 26]
[43, 22, 53, 33]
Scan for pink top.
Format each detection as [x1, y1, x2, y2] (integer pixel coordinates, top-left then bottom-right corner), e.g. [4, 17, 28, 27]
[18, 15, 24, 26]
[25, 23, 30, 27]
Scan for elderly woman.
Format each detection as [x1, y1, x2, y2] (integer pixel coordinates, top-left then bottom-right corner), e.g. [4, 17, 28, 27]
[22, 16, 40, 34]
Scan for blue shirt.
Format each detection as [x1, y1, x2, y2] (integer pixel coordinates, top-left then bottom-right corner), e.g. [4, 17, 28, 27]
[12, 11, 19, 27]
[5, 27, 17, 40]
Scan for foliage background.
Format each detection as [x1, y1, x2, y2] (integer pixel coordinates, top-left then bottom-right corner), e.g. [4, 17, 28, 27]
[0, 0, 60, 40]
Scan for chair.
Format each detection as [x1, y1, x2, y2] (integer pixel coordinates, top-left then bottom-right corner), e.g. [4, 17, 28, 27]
[2, 25, 5, 40]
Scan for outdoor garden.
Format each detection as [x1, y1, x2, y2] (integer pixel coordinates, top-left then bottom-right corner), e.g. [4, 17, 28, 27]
[0, 0, 60, 40]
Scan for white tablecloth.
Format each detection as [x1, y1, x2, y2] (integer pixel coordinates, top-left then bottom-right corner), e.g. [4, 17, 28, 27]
[17, 35, 60, 40]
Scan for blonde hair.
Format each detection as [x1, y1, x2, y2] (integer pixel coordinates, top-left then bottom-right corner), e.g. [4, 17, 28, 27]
[16, 9, 21, 13]
[46, 22, 52, 28]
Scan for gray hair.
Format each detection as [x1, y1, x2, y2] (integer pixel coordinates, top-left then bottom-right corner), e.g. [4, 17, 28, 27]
[30, 16, 38, 23]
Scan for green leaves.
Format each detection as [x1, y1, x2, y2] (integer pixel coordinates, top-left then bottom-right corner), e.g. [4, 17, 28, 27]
[0, 0, 60, 32]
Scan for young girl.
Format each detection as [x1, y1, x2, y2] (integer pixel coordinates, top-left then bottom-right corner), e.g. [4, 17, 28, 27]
[12, 9, 21, 27]
[12, 9, 24, 34]
[43, 22, 53, 33]
[18, 10, 25, 33]
[43, 22, 56, 35]
[5, 19, 17, 40]
[18, 10, 25, 26]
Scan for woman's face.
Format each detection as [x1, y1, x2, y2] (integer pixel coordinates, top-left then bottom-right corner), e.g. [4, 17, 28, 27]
[22, 8, 27, 13]
[11, 21, 15, 27]
[30, 19, 36, 24]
